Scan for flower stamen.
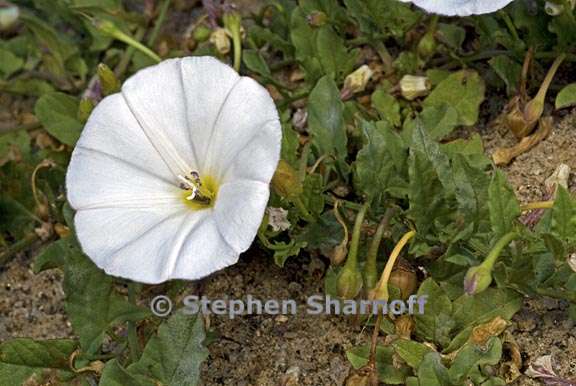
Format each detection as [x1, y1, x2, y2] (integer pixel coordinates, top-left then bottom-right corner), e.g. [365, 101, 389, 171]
[178, 172, 216, 206]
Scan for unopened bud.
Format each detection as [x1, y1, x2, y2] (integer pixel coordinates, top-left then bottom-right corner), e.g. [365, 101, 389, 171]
[307, 11, 327, 27]
[0, 2, 19, 31]
[400, 75, 431, 101]
[337, 266, 363, 299]
[97, 63, 120, 96]
[417, 31, 437, 59]
[210, 28, 231, 55]
[54, 223, 71, 238]
[463, 265, 493, 295]
[341, 65, 373, 100]
[193, 25, 212, 42]
[78, 98, 95, 123]
[271, 160, 303, 199]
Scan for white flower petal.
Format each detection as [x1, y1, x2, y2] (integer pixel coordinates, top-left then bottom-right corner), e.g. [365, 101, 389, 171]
[406, 0, 514, 15]
[67, 94, 181, 211]
[75, 207, 237, 283]
[179, 56, 241, 168]
[201, 76, 280, 180]
[121, 58, 194, 176]
[213, 180, 270, 253]
[220, 120, 281, 184]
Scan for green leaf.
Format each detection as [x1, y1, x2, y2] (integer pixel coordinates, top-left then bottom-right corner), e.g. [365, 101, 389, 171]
[57, 238, 149, 354]
[392, 339, 433, 369]
[555, 83, 576, 110]
[127, 311, 209, 386]
[290, 8, 322, 81]
[0, 48, 24, 78]
[414, 279, 455, 348]
[488, 170, 520, 237]
[315, 25, 357, 81]
[242, 49, 271, 77]
[346, 344, 409, 384]
[417, 353, 451, 386]
[372, 90, 401, 127]
[0, 363, 37, 386]
[550, 186, 576, 242]
[307, 76, 347, 161]
[0, 338, 76, 369]
[35, 92, 82, 146]
[34, 238, 68, 273]
[488, 55, 521, 96]
[423, 70, 485, 127]
[411, 122, 455, 194]
[100, 359, 146, 386]
[448, 338, 502, 384]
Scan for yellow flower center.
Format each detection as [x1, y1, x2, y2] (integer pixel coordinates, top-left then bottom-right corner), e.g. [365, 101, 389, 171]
[179, 173, 219, 210]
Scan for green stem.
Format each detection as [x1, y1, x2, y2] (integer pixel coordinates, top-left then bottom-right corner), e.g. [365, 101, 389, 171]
[482, 232, 518, 270]
[231, 28, 242, 72]
[344, 203, 369, 269]
[147, 0, 171, 47]
[0, 233, 39, 266]
[364, 211, 391, 291]
[532, 53, 566, 106]
[499, 11, 520, 43]
[115, 28, 146, 78]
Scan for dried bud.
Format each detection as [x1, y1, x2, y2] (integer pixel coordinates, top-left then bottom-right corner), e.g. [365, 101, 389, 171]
[388, 266, 418, 300]
[463, 265, 493, 295]
[54, 223, 71, 238]
[0, 2, 19, 31]
[505, 54, 565, 139]
[400, 75, 431, 101]
[307, 11, 328, 27]
[341, 65, 374, 100]
[328, 242, 347, 266]
[395, 315, 415, 339]
[97, 63, 120, 96]
[544, 0, 574, 15]
[337, 266, 363, 299]
[271, 160, 303, 199]
[210, 28, 231, 55]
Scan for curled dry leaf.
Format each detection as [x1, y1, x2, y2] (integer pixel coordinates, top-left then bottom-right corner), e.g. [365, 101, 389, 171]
[492, 116, 553, 166]
[545, 163, 571, 197]
[526, 355, 576, 386]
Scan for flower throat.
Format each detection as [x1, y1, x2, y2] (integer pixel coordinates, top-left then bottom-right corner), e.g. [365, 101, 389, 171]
[178, 172, 218, 210]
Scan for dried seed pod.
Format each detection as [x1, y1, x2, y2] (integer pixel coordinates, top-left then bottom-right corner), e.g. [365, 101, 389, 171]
[388, 260, 418, 300]
[341, 65, 374, 100]
[210, 28, 231, 55]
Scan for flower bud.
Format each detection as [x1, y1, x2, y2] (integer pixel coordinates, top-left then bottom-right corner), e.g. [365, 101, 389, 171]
[78, 98, 95, 123]
[97, 63, 120, 96]
[210, 28, 231, 55]
[193, 25, 212, 42]
[307, 11, 328, 27]
[417, 31, 437, 59]
[0, 2, 19, 31]
[337, 266, 363, 299]
[271, 160, 303, 199]
[341, 65, 373, 100]
[400, 75, 431, 101]
[463, 265, 493, 295]
[54, 223, 71, 238]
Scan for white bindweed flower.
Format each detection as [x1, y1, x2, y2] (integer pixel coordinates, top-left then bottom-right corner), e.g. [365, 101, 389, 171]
[66, 56, 281, 284]
[399, 0, 514, 16]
